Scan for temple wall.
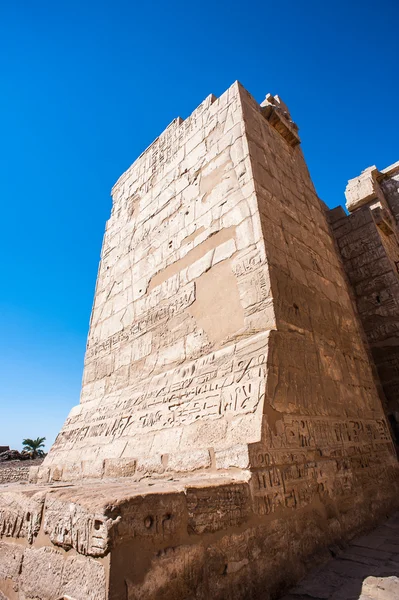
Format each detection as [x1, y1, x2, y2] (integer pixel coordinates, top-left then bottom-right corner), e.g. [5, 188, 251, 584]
[329, 162, 399, 442]
[1, 83, 398, 600]
[42, 83, 275, 481]
[236, 87, 397, 519]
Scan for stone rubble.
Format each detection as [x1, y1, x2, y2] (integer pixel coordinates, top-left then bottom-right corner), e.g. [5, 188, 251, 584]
[0, 450, 31, 463]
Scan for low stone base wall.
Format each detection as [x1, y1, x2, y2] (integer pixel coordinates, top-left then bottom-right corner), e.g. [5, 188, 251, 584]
[0, 459, 44, 485]
[0, 467, 398, 600]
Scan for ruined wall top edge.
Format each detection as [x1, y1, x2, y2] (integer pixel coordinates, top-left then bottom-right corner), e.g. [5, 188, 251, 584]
[110, 82, 257, 201]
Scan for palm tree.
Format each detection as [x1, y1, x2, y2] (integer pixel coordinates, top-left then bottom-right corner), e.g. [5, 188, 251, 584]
[22, 437, 46, 458]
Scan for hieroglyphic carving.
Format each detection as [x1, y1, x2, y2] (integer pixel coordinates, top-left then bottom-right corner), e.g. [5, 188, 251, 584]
[43, 495, 119, 557]
[114, 94, 218, 200]
[116, 494, 184, 540]
[250, 414, 395, 515]
[0, 491, 45, 544]
[232, 249, 265, 278]
[52, 332, 269, 453]
[186, 484, 250, 534]
[86, 283, 195, 361]
[262, 415, 393, 451]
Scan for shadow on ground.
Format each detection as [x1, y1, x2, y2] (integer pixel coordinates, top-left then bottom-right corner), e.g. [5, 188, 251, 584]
[279, 513, 399, 600]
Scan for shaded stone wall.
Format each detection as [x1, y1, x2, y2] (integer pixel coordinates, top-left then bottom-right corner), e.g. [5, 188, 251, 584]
[238, 88, 397, 518]
[329, 162, 399, 443]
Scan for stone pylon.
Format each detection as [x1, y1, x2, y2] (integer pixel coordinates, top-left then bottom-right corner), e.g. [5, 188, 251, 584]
[329, 161, 399, 446]
[1, 82, 398, 600]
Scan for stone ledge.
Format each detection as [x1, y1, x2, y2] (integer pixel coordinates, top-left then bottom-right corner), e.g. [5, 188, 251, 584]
[0, 472, 252, 557]
[1, 471, 398, 600]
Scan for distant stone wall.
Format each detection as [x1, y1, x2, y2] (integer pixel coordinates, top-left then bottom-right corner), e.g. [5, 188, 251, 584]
[0, 459, 43, 484]
[329, 161, 399, 444]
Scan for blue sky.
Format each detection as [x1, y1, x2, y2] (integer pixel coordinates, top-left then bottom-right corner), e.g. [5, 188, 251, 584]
[0, 0, 398, 450]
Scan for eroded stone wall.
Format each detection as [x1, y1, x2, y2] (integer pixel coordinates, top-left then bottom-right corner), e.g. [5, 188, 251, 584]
[329, 162, 399, 443]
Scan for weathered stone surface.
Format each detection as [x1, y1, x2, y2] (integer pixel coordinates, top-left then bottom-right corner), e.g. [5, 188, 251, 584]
[0, 541, 23, 580]
[280, 512, 399, 599]
[62, 555, 106, 600]
[20, 547, 64, 599]
[0, 489, 45, 543]
[103, 457, 135, 478]
[0, 458, 43, 485]
[360, 576, 399, 600]
[43, 488, 120, 556]
[345, 166, 382, 212]
[330, 160, 399, 446]
[41, 86, 272, 479]
[1, 82, 398, 600]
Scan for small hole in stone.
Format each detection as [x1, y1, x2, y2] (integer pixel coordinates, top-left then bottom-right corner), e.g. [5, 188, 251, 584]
[376, 295, 381, 304]
[26, 512, 31, 521]
[169, 241, 173, 248]
[293, 303, 299, 311]
[94, 520, 102, 530]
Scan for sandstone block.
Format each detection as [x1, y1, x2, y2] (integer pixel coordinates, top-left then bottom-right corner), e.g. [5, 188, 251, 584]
[50, 465, 63, 481]
[360, 576, 399, 600]
[20, 547, 64, 599]
[345, 166, 380, 212]
[166, 449, 211, 473]
[135, 454, 164, 476]
[215, 444, 250, 469]
[62, 463, 82, 481]
[43, 493, 116, 557]
[62, 555, 106, 600]
[0, 541, 23, 580]
[104, 457, 136, 478]
[28, 466, 39, 483]
[82, 459, 105, 479]
[37, 465, 50, 483]
[0, 490, 45, 544]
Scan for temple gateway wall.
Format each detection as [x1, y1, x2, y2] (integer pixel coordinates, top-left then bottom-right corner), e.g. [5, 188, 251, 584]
[0, 82, 398, 600]
[329, 161, 399, 444]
